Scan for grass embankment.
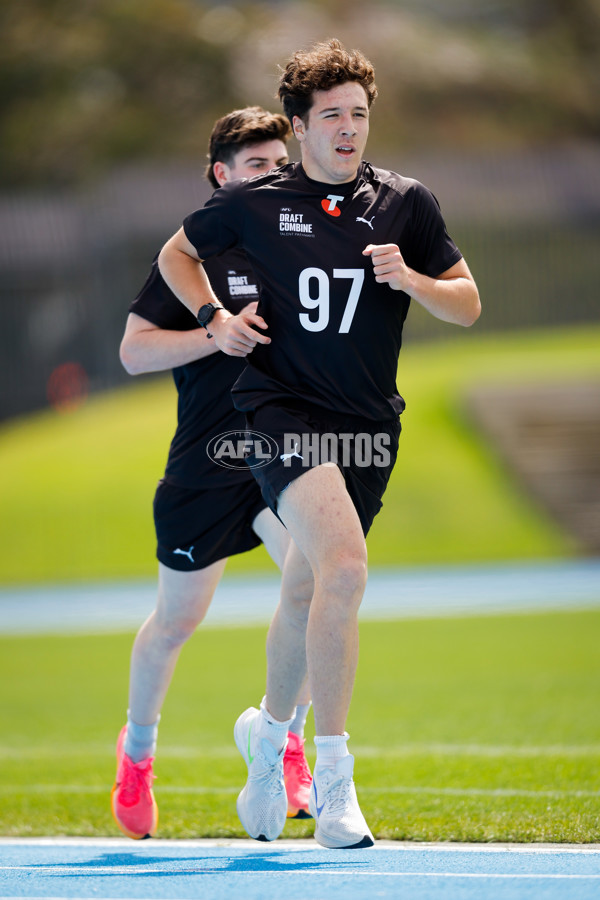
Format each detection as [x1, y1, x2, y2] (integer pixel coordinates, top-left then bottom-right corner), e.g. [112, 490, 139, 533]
[1, 324, 599, 584]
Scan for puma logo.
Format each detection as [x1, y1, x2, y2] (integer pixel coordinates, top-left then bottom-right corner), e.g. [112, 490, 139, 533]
[356, 215, 375, 230]
[173, 546, 194, 563]
[280, 443, 303, 462]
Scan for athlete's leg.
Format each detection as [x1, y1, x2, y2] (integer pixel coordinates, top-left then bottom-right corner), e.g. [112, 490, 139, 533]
[251, 506, 289, 570]
[264, 463, 372, 847]
[128, 559, 227, 726]
[250, 506, 314, 821]
[264, 541, 314, 717]
[252, 507, 313, 708]
[113, 558, 227, 839]
[275, 463, 368, 737]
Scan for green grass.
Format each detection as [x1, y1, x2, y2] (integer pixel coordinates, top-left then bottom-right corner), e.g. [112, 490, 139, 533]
[1, 609, 599, 841]
[1, 324, 599, 585]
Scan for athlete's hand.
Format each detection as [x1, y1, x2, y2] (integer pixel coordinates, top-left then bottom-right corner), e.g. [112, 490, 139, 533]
[363, 243, 411, 292]
[209, 304, 270, 357]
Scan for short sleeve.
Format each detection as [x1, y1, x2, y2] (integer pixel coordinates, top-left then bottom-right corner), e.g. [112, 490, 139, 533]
[183, 180, 244, 260]
[129, 257, 198, 331]
[406, 183, 463, 278]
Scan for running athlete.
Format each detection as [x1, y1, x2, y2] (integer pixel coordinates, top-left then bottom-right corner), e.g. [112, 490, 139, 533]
[158, 40, 481, 848]
[111, 107, 314, 841]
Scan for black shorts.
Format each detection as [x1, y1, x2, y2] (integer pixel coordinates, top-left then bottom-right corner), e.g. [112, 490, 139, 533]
[153, 478, 267, 572]
[246, 403, 401, 536]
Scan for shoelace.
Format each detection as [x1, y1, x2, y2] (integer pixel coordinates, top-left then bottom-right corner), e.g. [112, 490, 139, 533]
[284, 745, 312, 786]
[322, 775, 352, 815]
[119, 758, 155, 806]
[250, 749, 284, 798]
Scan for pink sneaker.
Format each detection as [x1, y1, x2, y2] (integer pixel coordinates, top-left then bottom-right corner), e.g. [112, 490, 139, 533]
[283, 732, 313, 819]
[111, 725, 158, 839]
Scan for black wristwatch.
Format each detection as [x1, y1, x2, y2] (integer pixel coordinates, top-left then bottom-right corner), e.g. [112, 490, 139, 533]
[196, 302, 224, 329]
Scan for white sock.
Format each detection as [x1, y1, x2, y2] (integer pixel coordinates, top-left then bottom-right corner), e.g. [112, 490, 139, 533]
[124, 711, 160, 763]
[289, 702, 311, 738]
[257, 696, 295, 753]
[314, 732, 350, 770]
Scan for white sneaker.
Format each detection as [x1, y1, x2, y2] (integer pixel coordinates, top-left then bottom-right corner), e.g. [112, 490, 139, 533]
[309, 755, 374, 849]
[234, 707, 287, 842]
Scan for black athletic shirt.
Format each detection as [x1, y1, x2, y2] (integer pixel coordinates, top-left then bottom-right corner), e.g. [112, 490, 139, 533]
[182, 160, 463, 422]
[129, 248, 260, 488]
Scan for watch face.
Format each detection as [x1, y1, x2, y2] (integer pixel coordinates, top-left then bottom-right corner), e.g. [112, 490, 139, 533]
[197, 303, 215, 327]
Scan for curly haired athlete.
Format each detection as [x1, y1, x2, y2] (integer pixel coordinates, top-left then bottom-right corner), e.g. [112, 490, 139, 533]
[159, 40, 480, 848]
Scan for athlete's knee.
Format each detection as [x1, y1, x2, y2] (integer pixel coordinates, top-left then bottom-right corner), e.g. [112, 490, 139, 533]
[317, 550, 368, 601]
[152, 602, 206, 647]
[159, 617, 198, 648]
[155, 566, 217, 644]
[281, 572, 314, 628]
[279, 547, 314, 619]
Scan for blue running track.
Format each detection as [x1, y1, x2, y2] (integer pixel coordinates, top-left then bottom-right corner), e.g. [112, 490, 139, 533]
[1, 559, 599, 634]
[1, 838, 600, 900]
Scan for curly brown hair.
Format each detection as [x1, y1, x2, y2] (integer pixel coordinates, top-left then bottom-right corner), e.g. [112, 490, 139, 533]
[278, 38, 378, 126]
[205, 106, 292, 189]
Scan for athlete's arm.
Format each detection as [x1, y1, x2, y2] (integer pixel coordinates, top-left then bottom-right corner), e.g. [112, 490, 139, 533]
[119, 312, 220, 375]
[158, 228, 271, 357]
[363, 244, 481, 327]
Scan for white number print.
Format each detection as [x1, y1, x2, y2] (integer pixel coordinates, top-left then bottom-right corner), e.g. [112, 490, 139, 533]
[298, 268, 364, 333]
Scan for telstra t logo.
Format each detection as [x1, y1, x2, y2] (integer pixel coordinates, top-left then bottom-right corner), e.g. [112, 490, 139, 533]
[321, 194, 344, 217]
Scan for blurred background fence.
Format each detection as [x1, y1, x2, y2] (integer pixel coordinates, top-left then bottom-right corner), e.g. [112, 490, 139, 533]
[1, 0, 599, 422]
[1, 144, 598, 420]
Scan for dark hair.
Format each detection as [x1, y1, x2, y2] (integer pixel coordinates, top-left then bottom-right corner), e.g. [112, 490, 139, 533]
[278, 38, 377, 126]
[206, 106, 292, 188]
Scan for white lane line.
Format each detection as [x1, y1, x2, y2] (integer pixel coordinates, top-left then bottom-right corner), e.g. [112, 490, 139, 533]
[0, 784, 234, 795]
[355, 744, 600, 758]
[1, 743, 599, 760]
[1, 837, 599, 854]
[1, 866, 600, 880]
[1, 784, 598, 799]
[361, 786, 600, 798]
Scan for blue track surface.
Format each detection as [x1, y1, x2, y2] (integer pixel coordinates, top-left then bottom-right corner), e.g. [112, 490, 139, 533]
[1, 559, 599, 634]
[1, 839, 600, 900]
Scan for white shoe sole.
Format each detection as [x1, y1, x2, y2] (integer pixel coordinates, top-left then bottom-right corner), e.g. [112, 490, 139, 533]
[313, 825, 375, 849]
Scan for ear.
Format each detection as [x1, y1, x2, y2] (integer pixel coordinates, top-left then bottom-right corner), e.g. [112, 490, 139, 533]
[292, 115, 305, 142]
[213, 160, 230, 187]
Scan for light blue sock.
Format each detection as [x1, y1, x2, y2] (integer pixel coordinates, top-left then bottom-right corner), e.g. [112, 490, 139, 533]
[289, 702, 311, 738]
[124, 711, 160, 763]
